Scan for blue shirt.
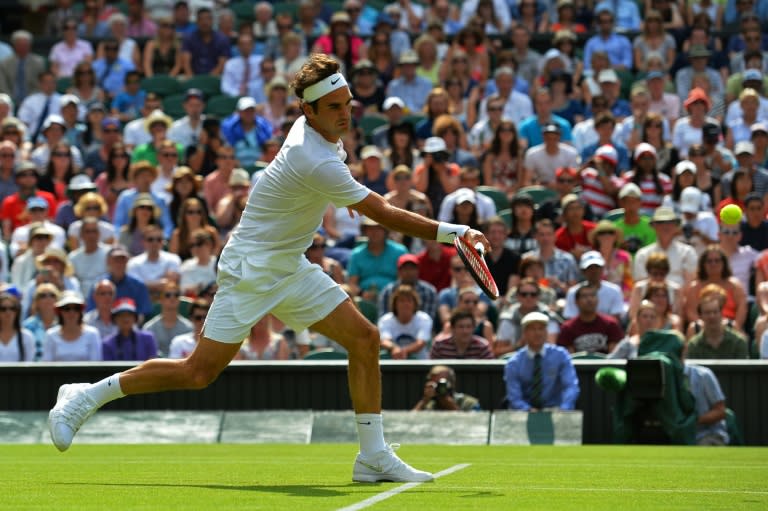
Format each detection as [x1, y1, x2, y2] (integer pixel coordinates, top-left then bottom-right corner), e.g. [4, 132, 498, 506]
[112, 188, 174, 238]
[91, 57, 135, 96]
[112, 90, 147, 117]
[504, 343, 580, 411]
[347, 239, 408, 292]
[518, 115, 573, 147]
[181, 30, 230, 75]
[385, 76, 434, 112]
[102, 328, 158, 361]
[86, 273, 152, 317]
[583, 33, 633, 71]
[684, 363, 729, 444]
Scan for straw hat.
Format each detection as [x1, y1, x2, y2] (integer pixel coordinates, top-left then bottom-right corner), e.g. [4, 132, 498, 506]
[588, 219, 624, 247]
[35, 247, 75, 276]
[131, 193, 161, 219]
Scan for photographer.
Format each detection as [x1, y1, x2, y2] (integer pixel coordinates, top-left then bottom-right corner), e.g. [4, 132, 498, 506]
[412, 365, 481, 411]
[412, 137, 460, 216]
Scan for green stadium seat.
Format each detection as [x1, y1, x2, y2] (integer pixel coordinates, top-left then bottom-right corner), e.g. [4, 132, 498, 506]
[183, 75, 222, 98]
[205, 95, 240, 118]
[358, 115, 388, 141]
[498, 208, 512, 228]
[403, 114, 426, 127]
[141, 75, 183, 97]
[516, 186, 558, 205]
[354, 297, 379, 324]
[162, 93, 187, 119]
[303, 348, 348, 360]
[273, 1, 298, 15]
[476, 185, 510, 212]
[230, 1, 256, 23]
[56, 77, 72, 94]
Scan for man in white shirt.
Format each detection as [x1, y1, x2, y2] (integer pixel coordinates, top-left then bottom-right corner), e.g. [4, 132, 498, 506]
[10, 196, 66, 257]
[122, 93, 163, 149]
[17, 70, 61, 143]
[179, 228, 217, 296]
[523, 123, 580, 186]
[563, 251, 624, 321]
[476, 67, 533, 126]
[220, 33, 264, 101]
[69, 217, 110, 299]
[126, 224, 181, 295]
[633, 207, 698, 287]
[167, 88, 206, 148]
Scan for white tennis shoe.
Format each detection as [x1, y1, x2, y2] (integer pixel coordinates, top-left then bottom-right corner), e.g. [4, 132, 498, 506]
[48, 383, 99, 452]
[352, 444, 434, 483]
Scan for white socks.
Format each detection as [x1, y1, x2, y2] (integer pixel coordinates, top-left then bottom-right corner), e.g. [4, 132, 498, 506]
[355, 413, 386, 457]
[87, 373, 126, 407]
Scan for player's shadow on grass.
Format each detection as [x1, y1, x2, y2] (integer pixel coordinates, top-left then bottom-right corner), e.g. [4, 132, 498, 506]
[57, 482, 363, 497]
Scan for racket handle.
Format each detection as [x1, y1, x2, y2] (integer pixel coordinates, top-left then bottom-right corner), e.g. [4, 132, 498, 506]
[474, 242, 485, 256]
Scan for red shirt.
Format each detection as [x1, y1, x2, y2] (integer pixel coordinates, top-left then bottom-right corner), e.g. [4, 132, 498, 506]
[557, 313, 624, 354]
[417, 245, 456, 291]
[0, 191, 58, 229]
[555, 221, 596, 254]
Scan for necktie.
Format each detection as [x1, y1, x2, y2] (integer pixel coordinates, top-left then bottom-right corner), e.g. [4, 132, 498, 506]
[14, 58, 26, 104]
[530, 353, 543, 409]
[32, 95, 51, 144]
[240, 57, 250, 96]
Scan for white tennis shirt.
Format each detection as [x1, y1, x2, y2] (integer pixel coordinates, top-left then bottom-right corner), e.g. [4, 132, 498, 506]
[221, 116, 370, 273]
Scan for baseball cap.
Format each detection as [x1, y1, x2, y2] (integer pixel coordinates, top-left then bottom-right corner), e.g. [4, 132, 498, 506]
[680, 187, 702, 214]
[674, 160, 697, 176]
[646, 71, 664, 81]
[111, 297, 137, 315]
[55, 291, 85, 308]
[60, 94, 80, 107]
[391, 164, 411, 177]
[521, 311, 549, 327]
[618, 182, 642, 199]
[684, 87, 711, 110]
[14, 161, 37, 175]
[598, 69, 619, 83]
[561, 193, 581, 209]
[26, 196, 49, 210]
[229, 168, 250, 187]
[330, 11, 352, 24]
[42, 114, 66, 131]
[236, 97, 258, 111]
[29, 222, 52, 239]
[493, 66, 515, 78]
[397, 253, 419, 269]
[634, 142, 657, 160]
[542, 122, 561, 134]
[743, 69, 762, 83]
[702, 122, 721, 138]
[543, 48, 564, 63]
[735, 141, 755, 155]
[595, 145, 618, 165]
[101, 117, 120, 129]
[751, 122, 768, 136]
[580, 250, 606, 269]
[88, 102, 106, 113]
[108, 245, 131, 258]
[185, 88, 205, 101]
[383, 97, 405, 110]
[422, 137, 447, 153]
[361, 145, 383, 160]
[454, 187, 476, 205]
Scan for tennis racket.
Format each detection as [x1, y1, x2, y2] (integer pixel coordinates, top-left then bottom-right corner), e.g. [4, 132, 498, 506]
[454, 236, 499, 300]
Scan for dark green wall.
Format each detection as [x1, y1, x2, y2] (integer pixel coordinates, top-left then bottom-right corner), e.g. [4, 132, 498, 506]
[2, 360, 766, 445]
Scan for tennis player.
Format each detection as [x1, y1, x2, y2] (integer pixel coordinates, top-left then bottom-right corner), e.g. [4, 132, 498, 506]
[49, 54, 488, 483]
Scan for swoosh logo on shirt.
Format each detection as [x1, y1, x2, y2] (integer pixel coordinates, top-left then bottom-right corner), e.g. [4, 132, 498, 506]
[331, 77, 340, 85]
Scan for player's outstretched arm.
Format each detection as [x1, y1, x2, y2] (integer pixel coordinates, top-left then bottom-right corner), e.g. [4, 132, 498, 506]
[349, 192, 490, 251]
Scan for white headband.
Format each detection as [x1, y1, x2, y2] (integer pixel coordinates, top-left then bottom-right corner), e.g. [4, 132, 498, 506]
[302, 73, 348, 103]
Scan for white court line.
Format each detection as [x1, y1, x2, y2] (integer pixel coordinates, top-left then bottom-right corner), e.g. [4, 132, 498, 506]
[337, 463, 471, 511]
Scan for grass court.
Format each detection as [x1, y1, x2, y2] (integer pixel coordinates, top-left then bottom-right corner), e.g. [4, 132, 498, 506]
[2, 444, 766, 510]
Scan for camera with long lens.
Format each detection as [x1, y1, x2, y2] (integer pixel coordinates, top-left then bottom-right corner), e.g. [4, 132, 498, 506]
[682, 222, 694, 239]
[434, 378, 453, 398]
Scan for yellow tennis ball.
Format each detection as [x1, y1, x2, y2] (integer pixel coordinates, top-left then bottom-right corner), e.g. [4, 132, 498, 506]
[720, 204, 743, 225]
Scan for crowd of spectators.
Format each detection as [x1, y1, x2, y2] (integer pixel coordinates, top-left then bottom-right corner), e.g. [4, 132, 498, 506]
[0, 0, 766, 411]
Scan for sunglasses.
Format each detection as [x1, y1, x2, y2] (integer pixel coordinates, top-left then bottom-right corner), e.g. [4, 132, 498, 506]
[185, 209, 203, 215]
[487, 106, 503, 112]
[721, 229, 740, 235]
[96, 291, 114, 296]
[518, 291, 539, 297]
[104, 130, 122, 135]
[145, 237, 164, 243]
[164, 292, 181, 298]
[190, 240, 209, 248]
[462, 299, 479, 305]
[52, 152, 70, 157]
[0, 153, 15, 158]
[160, 152, 178, 157]
[59, 305, 82, 312]
[557, 178, 575, 184]
[0, 306, 16, 312]
[394, 175, 410, 181]
[705, 258, 723, 264]
[85, 204, 101, 210]
[36, 293, 57, 299]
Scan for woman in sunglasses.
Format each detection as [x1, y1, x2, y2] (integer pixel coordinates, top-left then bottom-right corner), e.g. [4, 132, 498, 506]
[23, 284, 61, 361]
[0, 292, 35, 362]
[168, 197, 219, 261]
[42, 291, 102, 361]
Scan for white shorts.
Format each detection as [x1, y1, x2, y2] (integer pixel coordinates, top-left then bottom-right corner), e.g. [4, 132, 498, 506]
[203, 253, 348, 344]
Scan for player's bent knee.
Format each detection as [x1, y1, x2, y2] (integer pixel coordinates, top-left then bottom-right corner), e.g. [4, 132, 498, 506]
[347, 323, 380, 358]
[181, 360, 222, 390]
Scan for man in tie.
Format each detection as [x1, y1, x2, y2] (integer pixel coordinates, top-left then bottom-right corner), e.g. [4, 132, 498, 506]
[0, 31, 46, 106]
[17, 71, 62, 145]
[220, 33, 263, 101]
[503, 311, 580, 411]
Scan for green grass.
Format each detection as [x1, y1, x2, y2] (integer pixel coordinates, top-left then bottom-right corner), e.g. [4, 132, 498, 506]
[1, 444, 766, 510]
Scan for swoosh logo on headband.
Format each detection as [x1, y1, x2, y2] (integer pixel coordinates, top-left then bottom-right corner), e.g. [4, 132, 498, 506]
[331, 77, 340, 85]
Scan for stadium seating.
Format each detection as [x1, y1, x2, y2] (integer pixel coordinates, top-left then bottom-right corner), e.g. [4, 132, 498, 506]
[205, 95, 240, 118]
[476, 185, 510, 212]
[162, 93, 187, 119]
[140, 75, 183, 98]
[183, 75, 222, 98]
[516, 186, 558, 205]
[55, 76, 71, 94]
[603, 208, 625, 222]
[303, 348, 348, 360]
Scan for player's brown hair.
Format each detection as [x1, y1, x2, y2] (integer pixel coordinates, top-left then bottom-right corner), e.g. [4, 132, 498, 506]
[290, 53, 341, 112]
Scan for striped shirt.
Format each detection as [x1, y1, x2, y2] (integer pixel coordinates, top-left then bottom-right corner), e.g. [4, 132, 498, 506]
[430, 336, 494, 359]
[620, 172, 672, 217]
[581, 167, 620, 218]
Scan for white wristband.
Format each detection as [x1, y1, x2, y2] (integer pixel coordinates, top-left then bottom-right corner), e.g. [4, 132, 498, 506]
[436, 222, 469, 244]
